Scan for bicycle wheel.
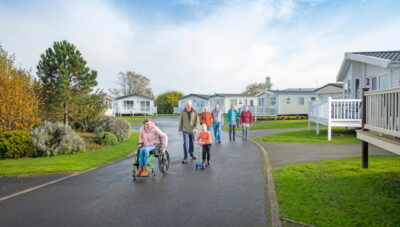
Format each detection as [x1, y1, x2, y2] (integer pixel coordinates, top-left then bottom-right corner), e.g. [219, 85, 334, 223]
[158, 150, 170, 175]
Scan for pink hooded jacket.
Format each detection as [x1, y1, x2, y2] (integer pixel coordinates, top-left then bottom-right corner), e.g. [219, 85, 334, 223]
[139, 122, 168, 147]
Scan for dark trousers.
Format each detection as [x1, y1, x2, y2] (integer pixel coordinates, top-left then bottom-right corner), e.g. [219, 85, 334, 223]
[202, 144, 211, 162]
[229, 125, 236, 141]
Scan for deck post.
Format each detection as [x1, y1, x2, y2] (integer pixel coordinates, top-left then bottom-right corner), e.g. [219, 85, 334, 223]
[361, 88, 369, 168]
[362, 141, 368, 168]
[308, 119, 311, 130]
[316, 123, 320, 135]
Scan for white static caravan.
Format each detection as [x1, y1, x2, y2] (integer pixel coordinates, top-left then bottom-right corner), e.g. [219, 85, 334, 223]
[209, 94, 258, 113]
[309, 51, 400, 140]
[114, 94, 157, 116]
[337, 51, 400, 98]
[259, 88, 317, 115]
[174, 94, 211, 114]
[314, 83, 343, 100]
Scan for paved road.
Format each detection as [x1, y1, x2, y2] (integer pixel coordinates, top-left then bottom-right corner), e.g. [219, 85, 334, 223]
[0, 117, 268, 227]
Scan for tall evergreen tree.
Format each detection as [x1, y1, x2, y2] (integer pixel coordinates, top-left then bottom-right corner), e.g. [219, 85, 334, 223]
[37, 40, 97, 125]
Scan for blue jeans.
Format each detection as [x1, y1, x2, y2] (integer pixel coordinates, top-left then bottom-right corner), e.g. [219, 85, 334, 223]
[139, 146, 156, 166]
[182, 131, 195, 159]
[213, 122, 222, 141]
[207, 125, 212, 132]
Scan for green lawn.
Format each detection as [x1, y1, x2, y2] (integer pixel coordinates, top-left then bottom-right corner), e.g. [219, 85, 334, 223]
[250, 119, 309, 130]
[0, 132, 139, 176]
[256, 128, 359, 143]
[273, 156, 400, 227]
[223, 119, 311, 131]
[118, 114, 179, 125]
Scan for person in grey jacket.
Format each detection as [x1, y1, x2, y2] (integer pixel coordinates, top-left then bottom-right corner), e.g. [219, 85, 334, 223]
[211, 104, 224, 143]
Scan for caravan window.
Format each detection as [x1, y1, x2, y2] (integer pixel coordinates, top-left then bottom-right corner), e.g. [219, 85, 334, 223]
[230, 99, 237, 106]
[123, 100, 134, 109]
[355, 79, 360, 98]
[297, 97, 305, 105]
[271, 97, 276, 105]
[371, 77, 377, 90]
[379, 75, 389, 90]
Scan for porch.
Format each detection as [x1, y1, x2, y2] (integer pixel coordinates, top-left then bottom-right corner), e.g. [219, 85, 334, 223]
[357, 88, 400, 158]
[308, 97, 362, 140]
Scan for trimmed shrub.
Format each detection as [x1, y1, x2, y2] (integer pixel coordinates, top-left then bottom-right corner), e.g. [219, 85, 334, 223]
[95, 117, 131, 142]
[0, 130, 36, 159]
[30, 122, 85, 156]
[95, 132, 118, 145]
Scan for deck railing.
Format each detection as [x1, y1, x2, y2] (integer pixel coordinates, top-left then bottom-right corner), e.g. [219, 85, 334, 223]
[309, 97, 362, 140]
[364, 88, 400, 137]
[239, 106, 277, 116]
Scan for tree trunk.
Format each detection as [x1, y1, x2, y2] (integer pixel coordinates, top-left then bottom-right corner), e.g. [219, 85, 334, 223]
[64, 101, 68, 125]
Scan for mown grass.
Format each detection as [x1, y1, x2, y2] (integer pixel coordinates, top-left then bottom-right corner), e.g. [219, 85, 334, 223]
[223, 119, 311, 131]
[118, 114, 179, 125]
[273, 156, 400, 227]
[256, 128, 359, 143]
[0, 132, 139, 176]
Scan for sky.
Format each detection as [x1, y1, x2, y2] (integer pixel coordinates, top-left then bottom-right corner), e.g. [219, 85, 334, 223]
[1, 0, 400, 95]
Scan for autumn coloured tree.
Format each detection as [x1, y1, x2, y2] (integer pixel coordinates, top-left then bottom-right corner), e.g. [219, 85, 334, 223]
[155, 91, 184, 114]
[37, 40, 98, 125]
[0, 45, 42, 133]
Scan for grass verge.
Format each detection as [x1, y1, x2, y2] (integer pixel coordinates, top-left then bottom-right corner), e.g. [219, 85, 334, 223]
[256, 128, 359, 143]
[223, 120, 311, 131]
[0, 132, 139, 176]
[119, 114, 179, 125]
[273, 156, 400, 227]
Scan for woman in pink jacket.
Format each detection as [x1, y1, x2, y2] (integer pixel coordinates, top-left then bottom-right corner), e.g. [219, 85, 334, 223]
[134, 119, 168, 177]
[240, 106, 253, 141]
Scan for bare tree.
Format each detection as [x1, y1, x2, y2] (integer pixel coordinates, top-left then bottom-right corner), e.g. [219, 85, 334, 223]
[113, 71, 154, 98]
[243, 82, 266, 95]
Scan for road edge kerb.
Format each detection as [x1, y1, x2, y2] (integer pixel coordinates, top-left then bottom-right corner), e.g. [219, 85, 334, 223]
[235, 131, 281, 227]
[248, 137, 282, 227]
[0, 151, 137, 203]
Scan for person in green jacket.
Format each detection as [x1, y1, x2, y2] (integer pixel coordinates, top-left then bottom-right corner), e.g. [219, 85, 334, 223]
[227, 105, 239, 142]
[179, 100, 200, 163]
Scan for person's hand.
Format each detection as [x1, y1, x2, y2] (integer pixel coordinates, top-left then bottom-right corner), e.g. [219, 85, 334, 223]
[193, 128, 198, 133]
[178, 131, 182, 137]
[195, 141, 199, 145]
[161, 147, 166, 154]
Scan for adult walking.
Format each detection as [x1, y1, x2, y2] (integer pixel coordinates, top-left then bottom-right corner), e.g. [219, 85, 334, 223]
[240, 106, 253, 141]
[179, 100, 199, 163]
[200, 107, 213, 131]
[227, 105, 239, 142]
[211, 104, 224, 143]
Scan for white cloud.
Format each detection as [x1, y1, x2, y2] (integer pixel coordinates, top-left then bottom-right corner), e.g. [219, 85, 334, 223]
[1, 0, 400, 95]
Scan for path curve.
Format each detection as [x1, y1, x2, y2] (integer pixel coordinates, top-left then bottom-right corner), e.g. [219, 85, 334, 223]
[0, 117, 268, 227]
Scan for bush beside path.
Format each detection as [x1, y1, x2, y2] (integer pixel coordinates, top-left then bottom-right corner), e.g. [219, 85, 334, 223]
[0, 132, 139, 176]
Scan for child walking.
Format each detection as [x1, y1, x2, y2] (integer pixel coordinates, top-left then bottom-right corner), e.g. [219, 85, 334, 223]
[196, 124, 212, 166]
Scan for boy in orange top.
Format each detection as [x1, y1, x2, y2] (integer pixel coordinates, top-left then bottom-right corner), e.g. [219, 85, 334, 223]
[196, 124, 212, 165]
[200, 107, 213, 131]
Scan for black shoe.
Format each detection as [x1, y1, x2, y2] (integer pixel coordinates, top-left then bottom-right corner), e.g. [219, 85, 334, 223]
[182, 158, 188, 164]
[190, 154, 197, 160]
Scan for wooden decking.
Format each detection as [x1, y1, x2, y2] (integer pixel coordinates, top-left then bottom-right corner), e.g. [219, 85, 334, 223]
[308, 97, 362, 140]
